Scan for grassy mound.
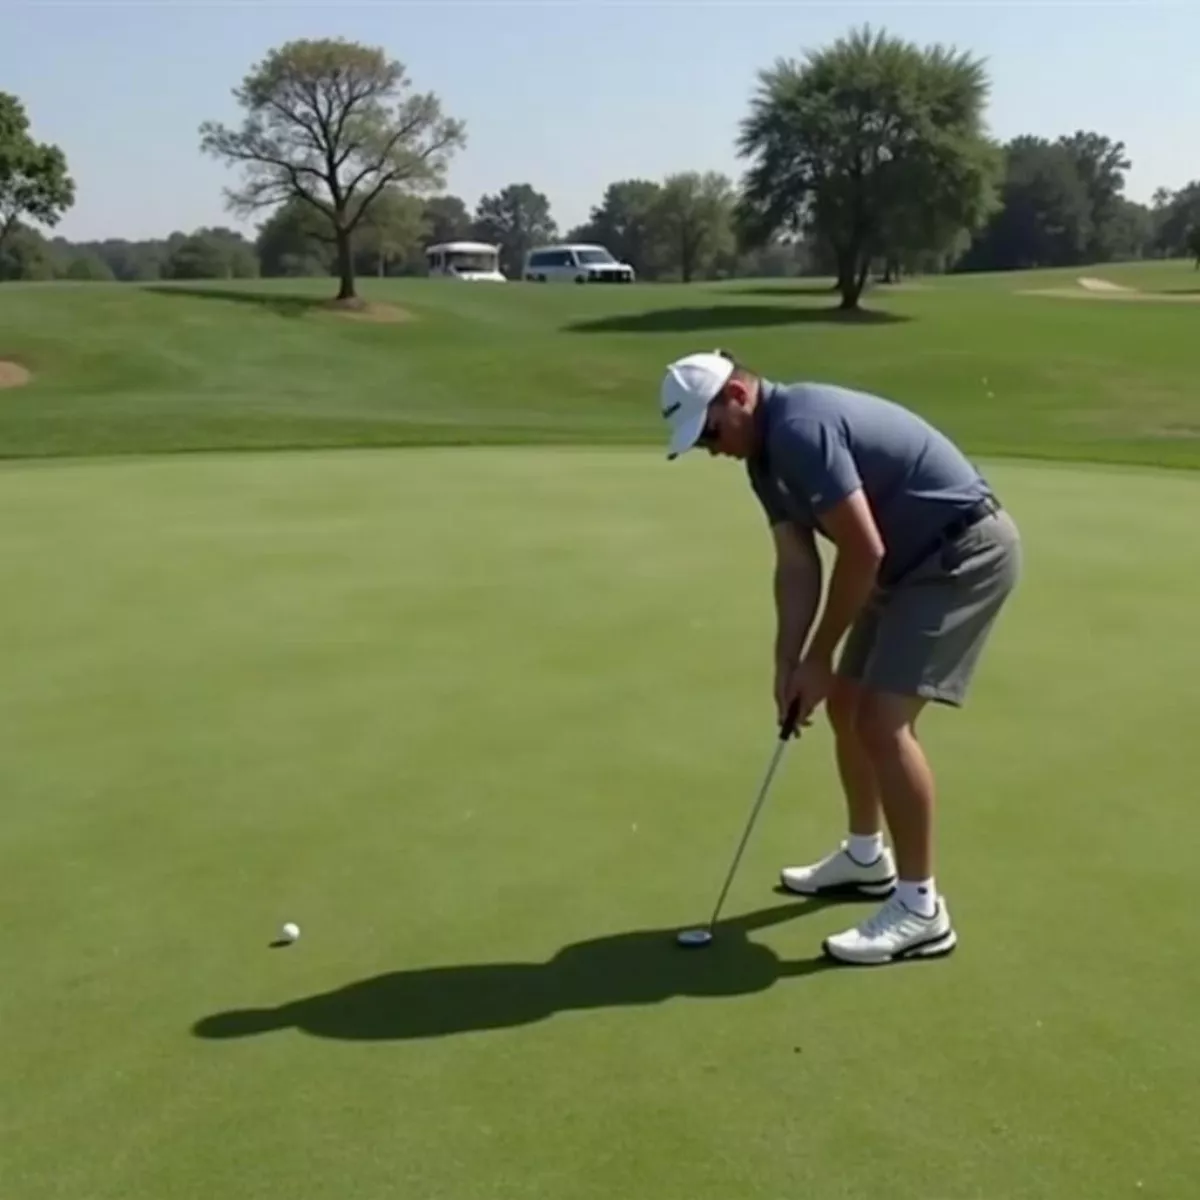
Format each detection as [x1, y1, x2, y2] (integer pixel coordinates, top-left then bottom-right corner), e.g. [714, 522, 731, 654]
[0, 262, 1197, 466]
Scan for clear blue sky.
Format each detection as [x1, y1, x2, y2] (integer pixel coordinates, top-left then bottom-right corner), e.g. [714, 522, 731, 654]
[4, 0, 1197, 243]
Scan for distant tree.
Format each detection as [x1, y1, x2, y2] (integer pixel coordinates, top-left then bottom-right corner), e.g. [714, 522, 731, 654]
[1056, 130, 1131, 261]
[958, 136, 1091, 271]
[41, 235, 171, 280]
[75, 238, 166, 281]
[472, 183, 557, 277]
[0, 222, 58, 280]
[200, 37, 466, 302]
[1151, 181, 1200, 258]
[354, 186, 428, 275]
[1106, 197, 1154, 261]
[62, 252, 116, 282]
[422, 194, 473, 245]
[1189, 224, 1200, 268]
[0, 92, 75, 256]
[653, 171, 736, 282]
[255, 197, 334, 276]
[578, 179, 667, 278]
[735, 25, 1002, 308]
[563, 221, 599, 245]
[733, 233, 812, 279]
[164, 227, 258, 279]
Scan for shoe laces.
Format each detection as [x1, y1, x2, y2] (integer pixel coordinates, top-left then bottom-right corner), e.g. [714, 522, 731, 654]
[859, 895, 910, 938]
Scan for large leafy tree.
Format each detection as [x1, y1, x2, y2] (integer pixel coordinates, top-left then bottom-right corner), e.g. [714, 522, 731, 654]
[200, 37, 465, 302]
[735, 25, 1002, 308]
[0, 92, 75, 255]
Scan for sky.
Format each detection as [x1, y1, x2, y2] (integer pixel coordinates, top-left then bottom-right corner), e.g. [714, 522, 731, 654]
[3, 0, 1197, 244]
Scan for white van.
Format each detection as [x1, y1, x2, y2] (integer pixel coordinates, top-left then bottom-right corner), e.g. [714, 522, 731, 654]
[523, 243, 635, 283]
[425, 241, 506, 281]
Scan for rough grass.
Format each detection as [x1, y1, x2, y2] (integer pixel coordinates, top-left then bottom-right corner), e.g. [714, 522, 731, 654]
[0, 262, 1197, 467]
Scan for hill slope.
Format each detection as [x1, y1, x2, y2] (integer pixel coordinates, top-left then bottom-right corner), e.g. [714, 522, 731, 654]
[0, 267, 1196, 467]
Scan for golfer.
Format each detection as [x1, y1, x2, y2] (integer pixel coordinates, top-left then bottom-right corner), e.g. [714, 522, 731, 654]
[658, 350, 1021, 966]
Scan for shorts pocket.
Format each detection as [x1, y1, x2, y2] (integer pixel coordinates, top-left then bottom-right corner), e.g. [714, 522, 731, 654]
[939, 536, 973, 574]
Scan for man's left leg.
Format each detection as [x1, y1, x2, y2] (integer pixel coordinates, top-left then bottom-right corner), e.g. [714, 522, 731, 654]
[820, 689, 957, 966]
[858, 691, 936, 910]
[820, 511, 1021, 966]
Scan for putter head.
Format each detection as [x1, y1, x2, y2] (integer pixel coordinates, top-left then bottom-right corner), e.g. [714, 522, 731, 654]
[676, 928, 714, 948]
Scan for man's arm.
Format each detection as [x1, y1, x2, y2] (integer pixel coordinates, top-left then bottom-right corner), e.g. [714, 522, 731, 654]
[772, 521, 823, 673]
[805, 487, 885, 662]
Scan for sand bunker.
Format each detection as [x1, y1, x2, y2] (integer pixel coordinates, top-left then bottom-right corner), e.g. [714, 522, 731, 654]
[0, 360, 31, 388]
[1077, 276, 1133, 293]
[1020, 275, 1200, 303]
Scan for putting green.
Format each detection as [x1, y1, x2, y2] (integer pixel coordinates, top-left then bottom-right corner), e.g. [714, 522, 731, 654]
[2, 448, 1197, 1199]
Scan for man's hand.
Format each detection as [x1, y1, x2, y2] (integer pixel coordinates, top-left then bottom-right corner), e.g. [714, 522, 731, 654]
[776, 653, 835, 729]
[774, 660, 807, 729]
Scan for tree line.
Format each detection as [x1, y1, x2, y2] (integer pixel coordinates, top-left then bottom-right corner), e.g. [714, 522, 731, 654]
[3, 28, 1199, 304]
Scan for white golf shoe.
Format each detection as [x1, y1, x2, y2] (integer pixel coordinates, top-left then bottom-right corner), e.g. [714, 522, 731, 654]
[779, 841, 897, 898]
[822, 894, 957, 966]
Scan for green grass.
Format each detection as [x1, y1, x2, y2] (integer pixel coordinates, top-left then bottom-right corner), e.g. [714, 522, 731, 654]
[2, 266, 1199, 1197]
[0, 260, 1197, 466]
[2, 448, 1198, 1200]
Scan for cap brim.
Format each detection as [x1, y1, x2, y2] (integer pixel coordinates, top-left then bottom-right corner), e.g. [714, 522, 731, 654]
[666, 409, 707, 460]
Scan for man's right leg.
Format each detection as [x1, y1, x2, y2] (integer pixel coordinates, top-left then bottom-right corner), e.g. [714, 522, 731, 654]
[780, 613, 897, 898]
[830, 676, 884, 841]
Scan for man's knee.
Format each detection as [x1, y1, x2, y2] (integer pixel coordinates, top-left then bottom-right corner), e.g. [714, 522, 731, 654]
[827, 676, 864, 738]
[855, 691, 924, 760]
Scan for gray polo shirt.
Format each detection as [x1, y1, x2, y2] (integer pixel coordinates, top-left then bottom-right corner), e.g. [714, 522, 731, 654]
[745, 380, 993, 578]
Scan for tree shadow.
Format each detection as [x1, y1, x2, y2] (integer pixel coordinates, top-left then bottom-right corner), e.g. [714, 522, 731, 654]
[564, 304, 908, 334]
[192, 897, 851, 1044]
[724, 283, 842, 297]
[141, 284, 331, 317]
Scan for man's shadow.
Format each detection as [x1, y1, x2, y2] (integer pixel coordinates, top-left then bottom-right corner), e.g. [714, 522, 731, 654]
[193, 895, 848, 1043]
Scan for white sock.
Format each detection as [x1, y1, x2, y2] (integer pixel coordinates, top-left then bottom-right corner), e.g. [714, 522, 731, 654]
[897, 878, 938, 918]
[847, 832, 884, 865]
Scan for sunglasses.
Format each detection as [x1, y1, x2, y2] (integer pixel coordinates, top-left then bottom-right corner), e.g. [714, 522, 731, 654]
[693, 349, 735, 450]
[695, 406, 724, 449]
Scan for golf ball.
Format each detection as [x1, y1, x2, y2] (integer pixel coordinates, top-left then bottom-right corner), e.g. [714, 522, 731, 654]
[281, 922, 300, 942]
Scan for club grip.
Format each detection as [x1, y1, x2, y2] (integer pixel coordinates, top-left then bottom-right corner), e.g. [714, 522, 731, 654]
[780, 697, 801, 740]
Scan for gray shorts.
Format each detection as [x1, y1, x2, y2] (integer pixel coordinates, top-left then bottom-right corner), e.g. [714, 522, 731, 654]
[836, 508, 1022, 706]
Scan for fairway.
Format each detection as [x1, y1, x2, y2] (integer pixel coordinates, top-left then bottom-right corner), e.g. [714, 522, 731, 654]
[3, 446, 1198, 1200]
[1, 260, 1198, 468]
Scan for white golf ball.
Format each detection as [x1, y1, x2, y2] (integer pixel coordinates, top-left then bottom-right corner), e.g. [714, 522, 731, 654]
[281, 922, 300, 942]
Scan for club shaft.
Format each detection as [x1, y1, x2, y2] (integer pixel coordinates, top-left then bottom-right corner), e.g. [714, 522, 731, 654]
[705, 734, 791, 928]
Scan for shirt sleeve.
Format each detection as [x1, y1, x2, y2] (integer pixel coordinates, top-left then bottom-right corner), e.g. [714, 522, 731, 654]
[745, 458, 790, 526]
[776, 417, 862, 516]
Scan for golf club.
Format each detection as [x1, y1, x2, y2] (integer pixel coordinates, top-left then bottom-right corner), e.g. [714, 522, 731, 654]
[676, 697, 802, 949]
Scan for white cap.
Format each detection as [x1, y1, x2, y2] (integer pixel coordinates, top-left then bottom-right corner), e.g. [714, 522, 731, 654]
[660, 351, 734, 459]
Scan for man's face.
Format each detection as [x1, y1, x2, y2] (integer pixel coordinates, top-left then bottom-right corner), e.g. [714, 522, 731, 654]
[697, 380, 757, 459]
